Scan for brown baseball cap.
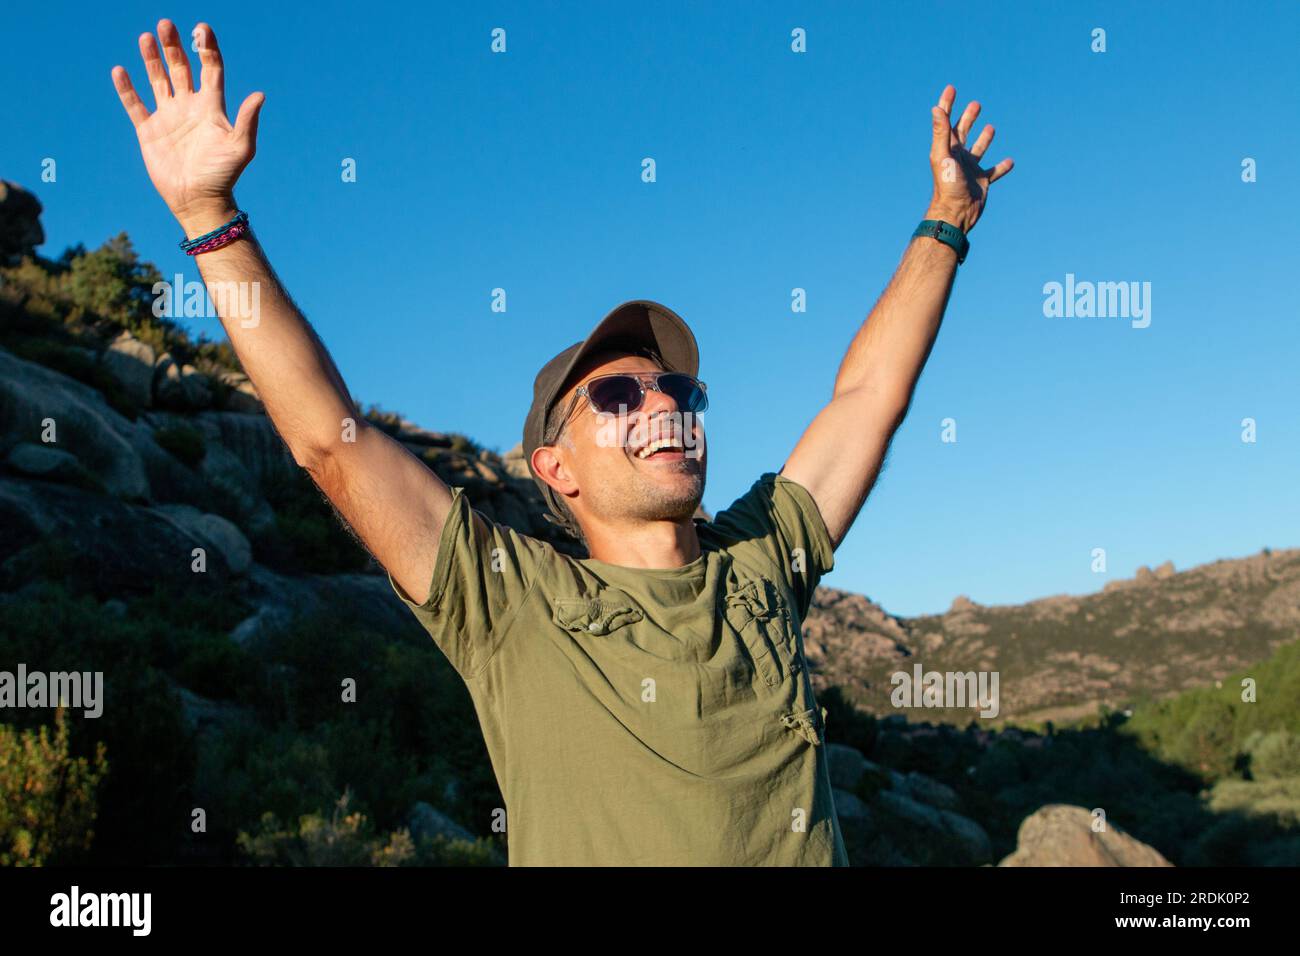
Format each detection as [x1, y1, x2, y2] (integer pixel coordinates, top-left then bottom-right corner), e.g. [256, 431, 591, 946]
[523, 299, 700, 536]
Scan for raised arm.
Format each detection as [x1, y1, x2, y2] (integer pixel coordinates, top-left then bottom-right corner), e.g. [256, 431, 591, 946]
[780, 85, 1014, 549]
[112, 19, 452, 603]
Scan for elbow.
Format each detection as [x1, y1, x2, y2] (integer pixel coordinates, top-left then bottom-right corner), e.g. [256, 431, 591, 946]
[294, 428, 348, 477]
[294, 442, 326, 475]
[296, 416, 374, 476]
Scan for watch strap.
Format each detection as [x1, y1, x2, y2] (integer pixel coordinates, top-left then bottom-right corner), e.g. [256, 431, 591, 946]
[913, 219, 969, 264]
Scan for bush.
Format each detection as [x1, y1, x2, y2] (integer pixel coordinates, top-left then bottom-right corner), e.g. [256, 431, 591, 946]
[1243, 730, 1300, 780]
[237, 790, 500, 866]
[0, 708, 108, 866]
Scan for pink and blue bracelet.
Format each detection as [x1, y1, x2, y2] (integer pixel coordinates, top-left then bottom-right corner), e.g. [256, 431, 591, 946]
[179, 210, 249, 255]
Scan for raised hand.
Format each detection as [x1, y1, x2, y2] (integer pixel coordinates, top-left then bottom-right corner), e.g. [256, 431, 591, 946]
[111, 20, 264, 229]
[926, 85, 1014, 235]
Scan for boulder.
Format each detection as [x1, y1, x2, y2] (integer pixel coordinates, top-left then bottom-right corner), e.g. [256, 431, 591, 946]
[171, 682, 253, 738]
[405, 801, 478, 844]
[874, 789, 992, 865]
[228, 565, 423, 646]
[0, 181, 43, 264]
[210, 368, 263, 414]
[501, 443, 532, 480]
[998, 804, 1173, 867]
[192, 412, 299, 488]
[827, 743, 869, 790]
[0, 346, 152, 499]
[831, 788, 872, 823]
[226, 379, 263, 414]
[0, 476, 234, 598]
[152, 504, 252, 575]
[193, 439, 277, 535]
[901, 771, 962, 812]
[154, 355, 213, 410]
[826, 743, 909, 795]
[100, 330, 156, 408]
[5, 442, 92, 487]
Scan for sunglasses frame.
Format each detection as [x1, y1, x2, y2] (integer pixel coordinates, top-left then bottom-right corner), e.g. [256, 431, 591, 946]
[546, 371, 708, 443]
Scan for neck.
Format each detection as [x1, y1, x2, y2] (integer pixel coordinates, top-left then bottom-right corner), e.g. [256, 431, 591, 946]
[583, 516, 702, 569]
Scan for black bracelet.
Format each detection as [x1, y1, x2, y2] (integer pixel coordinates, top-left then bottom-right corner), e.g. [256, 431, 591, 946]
[913, 219, 969, 264]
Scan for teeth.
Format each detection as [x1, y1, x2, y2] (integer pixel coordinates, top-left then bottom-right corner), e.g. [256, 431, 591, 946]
[636, 437, 683, 459]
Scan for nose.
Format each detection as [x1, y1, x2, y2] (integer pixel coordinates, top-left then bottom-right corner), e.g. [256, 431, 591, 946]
[641, 379, 680, 416]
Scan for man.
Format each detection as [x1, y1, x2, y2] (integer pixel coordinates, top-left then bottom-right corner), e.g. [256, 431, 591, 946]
[112, 20, 1013, 866]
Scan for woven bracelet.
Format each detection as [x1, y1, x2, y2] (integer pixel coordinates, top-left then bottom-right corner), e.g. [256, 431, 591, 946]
[180, 211, 250, 255]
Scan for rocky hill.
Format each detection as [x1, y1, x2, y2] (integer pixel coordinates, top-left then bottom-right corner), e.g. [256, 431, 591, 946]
[803, 549, 1300, 724]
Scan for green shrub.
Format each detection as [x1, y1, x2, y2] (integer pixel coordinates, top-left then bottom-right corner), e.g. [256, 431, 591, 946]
[0, 708, 108, 866]
[1243, 730, 1300, 780]
[237, 790, 500, 866]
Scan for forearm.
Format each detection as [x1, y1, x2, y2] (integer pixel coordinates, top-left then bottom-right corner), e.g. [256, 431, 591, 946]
[832, 219, 959, 412]
[179, 204, 359, 468]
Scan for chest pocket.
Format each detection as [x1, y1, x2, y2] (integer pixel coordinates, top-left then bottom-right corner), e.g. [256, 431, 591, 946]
[724, 574, 800, 689]
[552, 595, 644, 636]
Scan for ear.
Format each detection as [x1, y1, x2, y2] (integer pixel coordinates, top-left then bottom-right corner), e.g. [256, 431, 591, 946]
[530, 444, 579, 498]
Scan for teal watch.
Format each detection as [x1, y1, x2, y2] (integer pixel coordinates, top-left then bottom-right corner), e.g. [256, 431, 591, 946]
[913, 219, 969, 264]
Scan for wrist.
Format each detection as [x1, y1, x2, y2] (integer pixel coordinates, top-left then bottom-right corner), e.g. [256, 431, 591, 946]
[913, 217, 970, 265]
[175, 199, 240, 240]
[924, 202, 973, 235]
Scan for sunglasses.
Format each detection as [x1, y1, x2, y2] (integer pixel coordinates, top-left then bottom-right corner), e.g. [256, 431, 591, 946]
[549, 372, 708, 439]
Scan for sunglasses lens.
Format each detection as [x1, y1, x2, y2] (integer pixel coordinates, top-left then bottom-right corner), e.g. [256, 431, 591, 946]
[588, 375, 644, 414]
[659, 373, 708, 414]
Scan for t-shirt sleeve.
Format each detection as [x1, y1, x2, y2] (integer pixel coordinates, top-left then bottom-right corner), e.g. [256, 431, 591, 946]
[386, 485, 549, 678]
[705, 471, 836, 621]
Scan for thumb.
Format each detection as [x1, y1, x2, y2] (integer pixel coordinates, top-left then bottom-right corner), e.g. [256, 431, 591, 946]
[233, 92, 265, 144]
[930, 106, 952, 160]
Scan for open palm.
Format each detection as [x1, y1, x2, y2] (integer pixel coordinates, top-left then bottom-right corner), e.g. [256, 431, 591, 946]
[112, 20, 264, 223]
[927, 84, 1014, 235]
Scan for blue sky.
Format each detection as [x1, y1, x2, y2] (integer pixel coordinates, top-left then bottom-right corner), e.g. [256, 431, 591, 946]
[4, 1, 1298, 616]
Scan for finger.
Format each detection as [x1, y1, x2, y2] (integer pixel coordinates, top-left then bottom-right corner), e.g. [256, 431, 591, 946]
[969, 123, 995, 159]
[192, 22, 226, 108]
[233, 91, 266, 144]
[111, 66, 151, 127]
[936, 84, 956, 114]
[986, 157, 1015, 184]
[138, 32, 173, 106]
[930, 107, 952, 160]
[955, 100, 981, 147]
[157, 19, 194, 94]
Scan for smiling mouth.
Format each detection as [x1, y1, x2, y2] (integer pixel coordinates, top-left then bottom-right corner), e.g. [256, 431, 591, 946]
[633, 436, 687, 460]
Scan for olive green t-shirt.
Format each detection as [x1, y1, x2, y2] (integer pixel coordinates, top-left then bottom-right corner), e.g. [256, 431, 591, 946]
[388, 471, 848, 866]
